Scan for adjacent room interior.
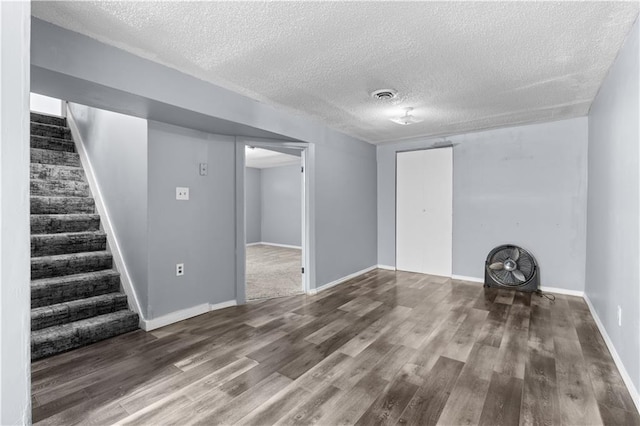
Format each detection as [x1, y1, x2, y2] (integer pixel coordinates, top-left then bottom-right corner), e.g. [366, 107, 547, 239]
[245, 145, 305, 301]
[1, 2, 640, 425]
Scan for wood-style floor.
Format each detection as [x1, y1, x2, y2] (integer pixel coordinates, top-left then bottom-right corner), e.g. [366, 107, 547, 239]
[32, 269, 639, 425]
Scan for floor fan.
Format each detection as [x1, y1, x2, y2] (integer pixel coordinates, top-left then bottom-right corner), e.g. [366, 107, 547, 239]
[484, 244, 539, 292]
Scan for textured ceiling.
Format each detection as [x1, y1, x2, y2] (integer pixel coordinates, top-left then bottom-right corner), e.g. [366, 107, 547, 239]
[32, 1, 639, 144]
[245, 147, 300, 169]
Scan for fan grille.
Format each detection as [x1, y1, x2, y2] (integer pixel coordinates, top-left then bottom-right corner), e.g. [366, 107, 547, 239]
[486, 245, 536, 287]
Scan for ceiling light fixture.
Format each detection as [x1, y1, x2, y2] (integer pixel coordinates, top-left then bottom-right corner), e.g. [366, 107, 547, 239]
[390, 107, 423, 125]
[371, 89, 398, 100]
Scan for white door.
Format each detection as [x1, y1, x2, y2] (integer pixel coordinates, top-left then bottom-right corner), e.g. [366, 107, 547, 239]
[396, 147, 452, 276]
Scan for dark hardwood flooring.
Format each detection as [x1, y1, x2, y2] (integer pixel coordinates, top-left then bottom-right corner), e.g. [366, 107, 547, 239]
[31, 269, 639, 425]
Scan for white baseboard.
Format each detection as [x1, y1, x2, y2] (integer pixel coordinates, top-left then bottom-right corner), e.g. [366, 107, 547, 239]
[142, 303, 209, 331]
[539, 286, 584, 297]
[248, 242, 301, 250]
[584, 294, 640, 413]
[376, 265, 396, 271]
[449, 274, 586, 298]
[209, 300, 237, 312]
[308, 265, 377, 295]
[142, 300, 237, 331]
[451, 274, 484, 283]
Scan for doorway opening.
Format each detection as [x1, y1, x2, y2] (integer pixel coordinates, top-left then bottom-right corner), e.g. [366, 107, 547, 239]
[244, 143, 308, 301]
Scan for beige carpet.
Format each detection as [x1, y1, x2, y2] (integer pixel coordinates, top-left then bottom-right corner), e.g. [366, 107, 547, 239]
[246, 244, 303, 301]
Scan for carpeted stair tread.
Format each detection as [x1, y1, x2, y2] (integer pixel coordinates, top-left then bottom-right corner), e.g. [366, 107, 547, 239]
[31, 135, 76, 153]
[31, 148, 80, 167]
[31, 310, 139, 360]
[31, 163, 85, 182]
[31, 112, 66, 127]
[31, 178, 90, 197]
[31, 292, 129, 331]
[31, 196, 95, 214]
[30, 122, 72, 140]
[31, 251, 113, 280]
[29, 109, 138, 359]
[31, 270, 121, 308]
[31, 231, 107, 257]
[31, 214, 100, 235]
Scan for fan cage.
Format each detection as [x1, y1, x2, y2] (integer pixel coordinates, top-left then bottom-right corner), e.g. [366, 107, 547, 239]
[485, 245, 537, 288]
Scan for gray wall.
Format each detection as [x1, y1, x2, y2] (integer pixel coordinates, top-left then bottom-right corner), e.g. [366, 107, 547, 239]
[317, 140, 377, 284]
[245, 167, 261, 244]
[261, 165, 302, 247]
[378, 117, 589, 292]
[0, 2, 31, 423]
[147, 122, 236, 318]
[586, 18, 639, 393]
[68, 103, 149, 312]
[31, 19, 378, 290]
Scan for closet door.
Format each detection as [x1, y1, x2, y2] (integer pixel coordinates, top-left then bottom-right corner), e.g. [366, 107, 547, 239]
[396, 147, 452, 276]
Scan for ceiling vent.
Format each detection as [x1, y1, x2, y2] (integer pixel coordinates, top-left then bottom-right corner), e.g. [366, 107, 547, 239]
[371, 89, 398, 100]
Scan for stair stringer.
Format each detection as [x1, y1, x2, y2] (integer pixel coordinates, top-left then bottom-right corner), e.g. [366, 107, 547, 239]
[66, 104, 146, 327]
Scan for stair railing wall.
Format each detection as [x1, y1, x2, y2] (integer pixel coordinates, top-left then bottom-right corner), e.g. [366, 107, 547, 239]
[66, 103, 146, 325]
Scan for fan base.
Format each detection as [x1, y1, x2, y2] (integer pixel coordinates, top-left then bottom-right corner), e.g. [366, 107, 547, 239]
[484, 268, 539, 293]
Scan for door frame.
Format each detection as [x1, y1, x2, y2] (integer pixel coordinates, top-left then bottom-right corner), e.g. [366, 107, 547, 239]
[235, 137, 312, 303]
[395, 146, 453, 277]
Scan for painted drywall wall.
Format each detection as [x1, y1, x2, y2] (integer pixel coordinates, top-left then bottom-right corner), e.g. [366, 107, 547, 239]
[30, 92, 63, 116]
[261, 165, 302, 247]
[68, 103, 149, 313]
[378, 117, 589, 291]
[245, 167, 262, 244]
[31, 19, 378, 290]
[147, 122, 236, 318]
[586, 17, 639, 396]
[0, 2, 31, 424]
[245, 165, 302, 247]
[316, 140, 377, 285]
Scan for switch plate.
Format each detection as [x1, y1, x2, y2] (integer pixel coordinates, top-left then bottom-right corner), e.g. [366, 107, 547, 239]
[176, 263, 184, 276]
[176, 187, 189, 200]
[199, 163, 208, 176]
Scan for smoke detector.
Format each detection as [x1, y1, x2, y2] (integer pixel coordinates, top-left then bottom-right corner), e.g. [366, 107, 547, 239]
[371, 89, 398, 101]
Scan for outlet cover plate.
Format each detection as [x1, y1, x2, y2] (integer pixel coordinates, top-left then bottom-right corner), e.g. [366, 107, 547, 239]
[176, 187, 189, 200]
[176, 263, 184, 276]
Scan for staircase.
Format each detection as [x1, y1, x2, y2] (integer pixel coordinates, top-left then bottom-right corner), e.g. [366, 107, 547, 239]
[30, 112, 139, 360]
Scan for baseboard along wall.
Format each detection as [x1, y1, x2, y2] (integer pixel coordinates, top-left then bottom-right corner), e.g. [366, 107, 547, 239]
[247, 242, 301, 250]
[376, 264, 396, 271]
[142, 300, 237, 331]
[308, 265, 378, 295]
[584, 295, 640, 413]
[451, 274, 484, 283]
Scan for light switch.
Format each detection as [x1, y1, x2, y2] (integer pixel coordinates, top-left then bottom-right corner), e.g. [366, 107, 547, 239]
[176, 187, 189, 200]
[199, 163, 208, 176]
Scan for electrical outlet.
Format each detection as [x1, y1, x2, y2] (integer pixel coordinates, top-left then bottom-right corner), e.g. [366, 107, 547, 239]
[176, 187, 189, 200]
[176, 263, 184, 276]
[617, 305, 622, 327]
[199, 163, 208, 176]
